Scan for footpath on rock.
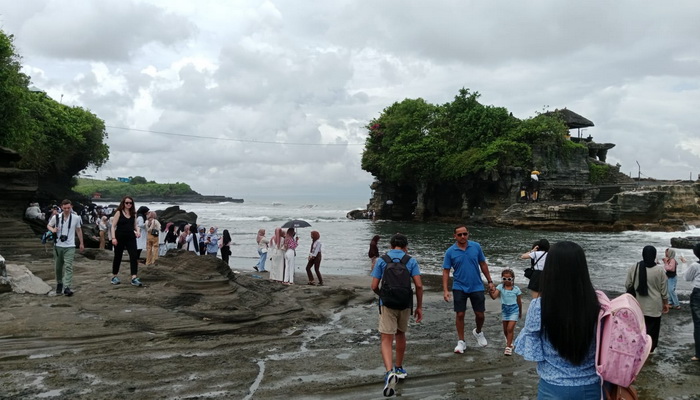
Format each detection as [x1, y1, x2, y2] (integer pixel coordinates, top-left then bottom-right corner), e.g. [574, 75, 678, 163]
[1, 249, 698, 399]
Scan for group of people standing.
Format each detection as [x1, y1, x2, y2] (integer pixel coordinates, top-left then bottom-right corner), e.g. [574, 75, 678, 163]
[255, 227, 323, 286]
[371, 226, 700, 398]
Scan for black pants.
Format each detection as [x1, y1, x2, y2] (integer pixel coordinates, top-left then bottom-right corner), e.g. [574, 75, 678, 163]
[644, 315, 661, 352]
[221, 246, 231, 265]
[305, 253, 323, 284]
[112, 232, 139, 276]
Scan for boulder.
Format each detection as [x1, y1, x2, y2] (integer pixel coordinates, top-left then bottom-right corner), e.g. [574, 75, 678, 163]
[670, 236, 700, 249]
[1, 263, 52, 295]
[155, 206, 198, 226]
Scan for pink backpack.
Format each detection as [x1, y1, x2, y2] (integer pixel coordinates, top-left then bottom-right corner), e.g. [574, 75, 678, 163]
[595, 291, 652, 388]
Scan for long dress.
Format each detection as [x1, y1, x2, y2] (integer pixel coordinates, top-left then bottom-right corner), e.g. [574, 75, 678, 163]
[136, 216, 147, 252]
[269, 237, 285, 282]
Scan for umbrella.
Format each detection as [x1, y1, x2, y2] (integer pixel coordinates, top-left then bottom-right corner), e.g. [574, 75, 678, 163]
[281, 219, 311, 229]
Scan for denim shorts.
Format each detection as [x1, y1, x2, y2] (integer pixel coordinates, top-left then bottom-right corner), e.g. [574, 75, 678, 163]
[453, 290, 485, 313]
[538, 379, 601, 399]
[502, 303, 519, 321]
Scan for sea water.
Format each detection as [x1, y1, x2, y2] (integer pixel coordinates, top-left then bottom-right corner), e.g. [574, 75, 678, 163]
[116, 196, 699, 297]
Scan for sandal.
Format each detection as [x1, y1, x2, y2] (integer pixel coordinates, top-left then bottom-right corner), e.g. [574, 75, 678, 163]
[504, 346, 513, 356]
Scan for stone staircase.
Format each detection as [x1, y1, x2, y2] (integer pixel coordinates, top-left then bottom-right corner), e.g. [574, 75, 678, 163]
[0, 218, 52, 261]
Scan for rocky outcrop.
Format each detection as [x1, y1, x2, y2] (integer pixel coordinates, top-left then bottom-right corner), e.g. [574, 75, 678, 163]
[155, 205, 199, 227]
[670, 236, 700, 249]
[498, 183, 700, 232]
[0, 263, 53, 295]
[0, 147, 39, 219]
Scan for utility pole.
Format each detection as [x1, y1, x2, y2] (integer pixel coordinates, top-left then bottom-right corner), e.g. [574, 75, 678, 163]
[636, 161, 641, 185]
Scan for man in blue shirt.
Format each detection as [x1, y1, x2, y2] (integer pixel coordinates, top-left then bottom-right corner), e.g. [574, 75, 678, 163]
[371, 233, 423, 397]
[442, 225, 495, 353]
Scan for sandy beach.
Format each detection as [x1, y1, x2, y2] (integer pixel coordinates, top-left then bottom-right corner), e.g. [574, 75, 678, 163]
[1, 249, 698, 399]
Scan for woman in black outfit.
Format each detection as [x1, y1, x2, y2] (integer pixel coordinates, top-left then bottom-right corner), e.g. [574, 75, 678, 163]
[110, 196, 143, 287]
[220, 229, 233, 266]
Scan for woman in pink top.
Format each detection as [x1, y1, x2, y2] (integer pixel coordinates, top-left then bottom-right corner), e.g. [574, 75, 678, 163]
[284, 228, 298, 284]
[663, 248, 681, 309]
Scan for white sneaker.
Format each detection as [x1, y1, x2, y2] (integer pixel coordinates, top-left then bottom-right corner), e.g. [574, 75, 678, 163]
[454, 340, 466, 354]
[473, 328, 488, 347]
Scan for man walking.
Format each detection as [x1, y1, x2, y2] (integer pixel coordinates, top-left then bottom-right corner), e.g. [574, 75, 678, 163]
[442, 225, 495, 353]
[371, 233, 423, 397]
[47, 199, 84, 296]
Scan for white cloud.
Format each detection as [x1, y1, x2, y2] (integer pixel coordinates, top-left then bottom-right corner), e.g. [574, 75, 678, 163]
[3, 0, 699, 199]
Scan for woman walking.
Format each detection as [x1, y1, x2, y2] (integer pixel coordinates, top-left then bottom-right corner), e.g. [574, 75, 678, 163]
[254, 229, 268, 272]
[269, 228, 285, 282]
[305, 231, 323, 285]
[626, 245, 670, 353]
[515, 241, 601, 398]
[283, 228, 298, 284]
[110, 196, 143, 287]
[144, 211, 161, 265]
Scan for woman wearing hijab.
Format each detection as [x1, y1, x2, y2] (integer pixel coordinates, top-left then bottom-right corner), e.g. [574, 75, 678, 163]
[268, 227, 285, 282]
[625, 245, 670, 353]
[663, 248, 681, 310]
[683, 243, 700, 361]
[305, 231, 323, 286]
[368, 235, 380, 269]
[144, 211, 161, 265]
[254, 229, 269, 272]
[162, 223, 178, 255]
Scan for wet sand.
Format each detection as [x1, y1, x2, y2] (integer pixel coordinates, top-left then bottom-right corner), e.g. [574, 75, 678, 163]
[0, 250, 698, 399]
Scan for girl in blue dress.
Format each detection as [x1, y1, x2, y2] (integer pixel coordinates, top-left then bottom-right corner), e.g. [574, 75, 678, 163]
[489, 269, 522, 355]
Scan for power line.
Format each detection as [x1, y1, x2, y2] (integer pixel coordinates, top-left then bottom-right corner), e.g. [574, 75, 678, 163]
[105, 125, 365, 146]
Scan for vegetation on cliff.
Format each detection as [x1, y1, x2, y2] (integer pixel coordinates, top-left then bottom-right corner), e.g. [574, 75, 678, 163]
[0, 30, 109, 188]
[361, 88, 583, 185]
[74, 177, 197, 199]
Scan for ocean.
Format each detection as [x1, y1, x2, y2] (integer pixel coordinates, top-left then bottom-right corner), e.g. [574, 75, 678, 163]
[104, 196, 699, 298]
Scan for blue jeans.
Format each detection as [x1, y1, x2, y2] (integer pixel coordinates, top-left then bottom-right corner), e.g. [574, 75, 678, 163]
[256, 249, 267, 271]
[691, 287, 700, 358]
[538, 379, 601, 400]
[667, 276, 679, 306]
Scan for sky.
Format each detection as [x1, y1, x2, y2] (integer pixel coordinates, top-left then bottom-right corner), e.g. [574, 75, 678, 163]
[1, 1, 699, 200]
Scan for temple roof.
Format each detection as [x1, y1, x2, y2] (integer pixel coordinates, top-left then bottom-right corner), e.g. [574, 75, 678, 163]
[545, 108, 595, 129]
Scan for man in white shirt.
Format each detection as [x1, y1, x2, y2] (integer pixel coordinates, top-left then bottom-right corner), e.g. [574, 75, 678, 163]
[47, 199, 84, 296]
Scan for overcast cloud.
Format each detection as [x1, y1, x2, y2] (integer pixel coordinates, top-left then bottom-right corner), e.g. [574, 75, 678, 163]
[1, 0, 698, 200]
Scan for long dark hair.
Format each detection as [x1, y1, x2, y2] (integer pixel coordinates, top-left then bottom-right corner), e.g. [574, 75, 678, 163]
[540, 241, 599, 365]
[116, 196, 135, 216]
[222, 229, 232, 246]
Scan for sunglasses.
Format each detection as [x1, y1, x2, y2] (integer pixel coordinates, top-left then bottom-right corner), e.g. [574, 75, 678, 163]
[125, 202, 133, 205]
[502, 277, 513, 281]
[456, 232, 469, 237]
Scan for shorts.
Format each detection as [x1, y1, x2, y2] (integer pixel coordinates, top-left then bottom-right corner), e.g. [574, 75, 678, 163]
[527, 269, 543, 292]
[453, 290, 485, 313]
[502, 303, 519, 321]
[378, 306, 410, 334]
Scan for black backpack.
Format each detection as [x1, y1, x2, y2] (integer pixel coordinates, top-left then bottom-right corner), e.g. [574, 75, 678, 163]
[379, 254, 413, 311]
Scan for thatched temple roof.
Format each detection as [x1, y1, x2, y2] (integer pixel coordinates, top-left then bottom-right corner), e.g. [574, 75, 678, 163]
[545, 108, 595, 129]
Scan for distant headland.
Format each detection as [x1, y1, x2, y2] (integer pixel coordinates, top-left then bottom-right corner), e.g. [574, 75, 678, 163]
[74, 177, 243, 203]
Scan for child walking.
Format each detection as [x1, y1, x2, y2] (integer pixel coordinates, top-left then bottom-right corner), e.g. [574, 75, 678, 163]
[489, 269, 522, 355]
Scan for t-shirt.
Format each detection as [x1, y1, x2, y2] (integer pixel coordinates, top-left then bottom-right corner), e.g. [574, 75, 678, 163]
[496, 284, 522, 305]
[48, 212, 82, 248]
[529, 251, 548, 271]
[371, 249, 421, 280]
[442, 241, 487, 293]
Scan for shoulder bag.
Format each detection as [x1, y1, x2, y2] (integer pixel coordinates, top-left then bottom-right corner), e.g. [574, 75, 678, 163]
[626, 263, 638, 297]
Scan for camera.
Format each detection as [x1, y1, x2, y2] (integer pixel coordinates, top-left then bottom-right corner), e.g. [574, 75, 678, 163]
[59, 235, 68, 242]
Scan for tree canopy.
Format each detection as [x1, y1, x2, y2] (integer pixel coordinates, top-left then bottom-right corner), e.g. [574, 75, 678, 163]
[0, 30, 109, 182]
[361, 88, 574, 184]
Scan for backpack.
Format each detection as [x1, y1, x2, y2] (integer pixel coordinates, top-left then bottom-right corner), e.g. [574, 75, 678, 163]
[595, 291, 652, 389]
[378, 254, 413, 310]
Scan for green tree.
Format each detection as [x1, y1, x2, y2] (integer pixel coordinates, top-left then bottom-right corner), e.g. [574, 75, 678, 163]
[129, 176, 148, 185]
[0, 29, 109, 186]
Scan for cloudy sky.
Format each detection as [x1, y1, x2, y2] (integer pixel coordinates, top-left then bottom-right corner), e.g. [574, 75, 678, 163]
[2, 1, 699, 200]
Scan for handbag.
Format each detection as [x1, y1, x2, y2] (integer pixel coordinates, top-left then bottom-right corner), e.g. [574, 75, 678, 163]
[626, 263, 638, 297]
[524, 267, 534, 279]
[151, 229, 159, 236]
